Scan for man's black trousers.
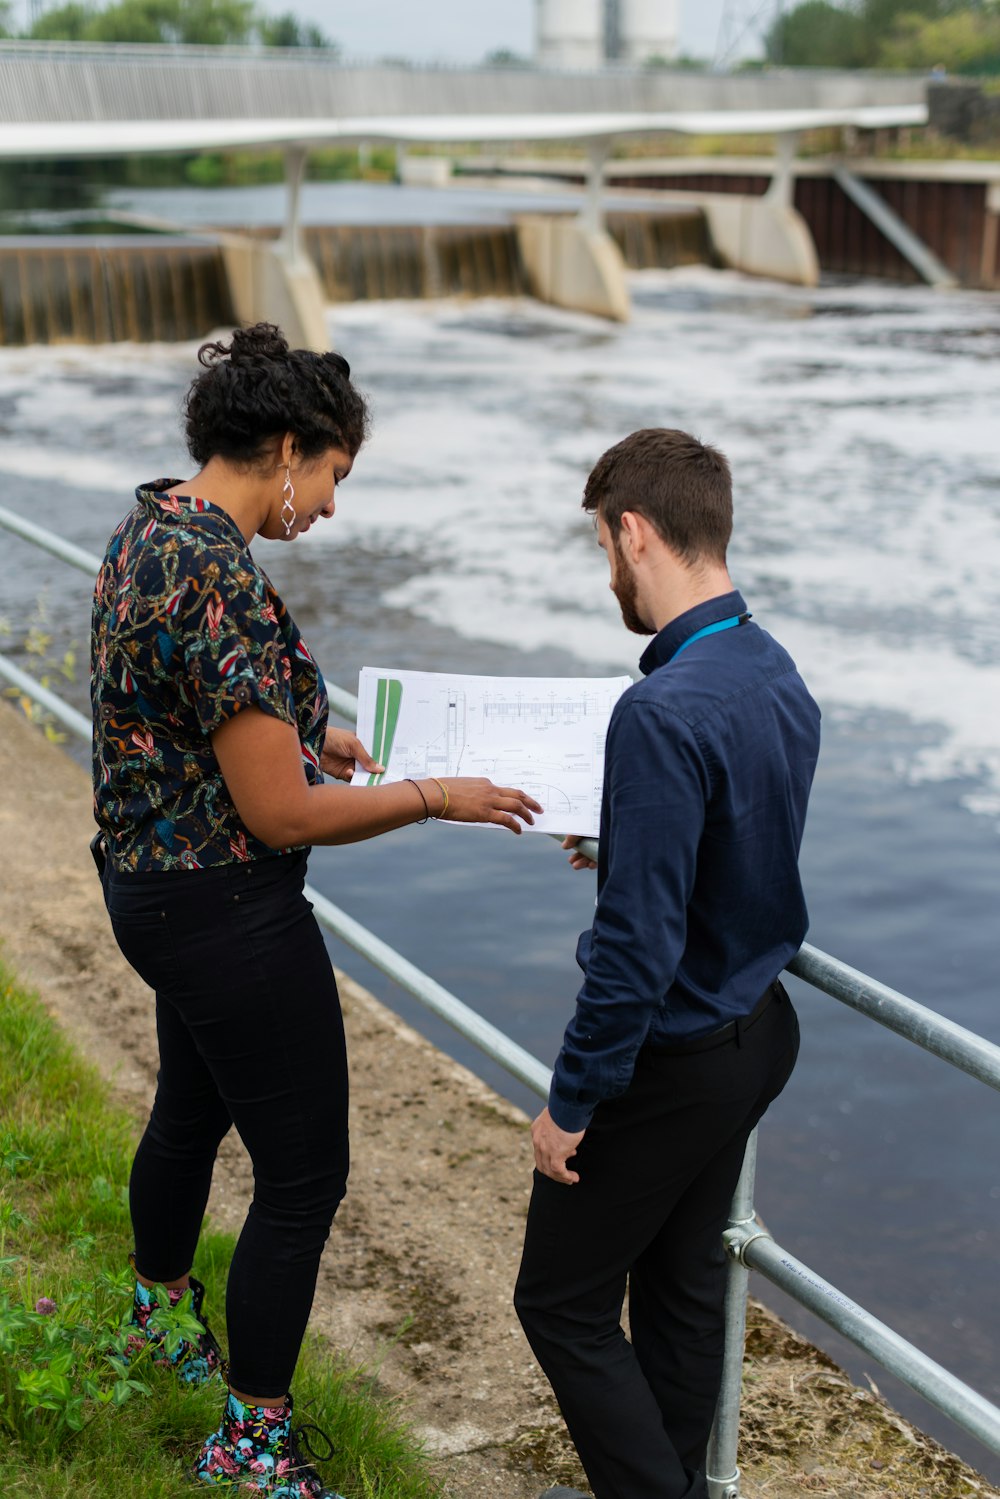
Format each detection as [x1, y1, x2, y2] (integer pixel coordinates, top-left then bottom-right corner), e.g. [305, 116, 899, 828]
[514, 984, 799, 1499]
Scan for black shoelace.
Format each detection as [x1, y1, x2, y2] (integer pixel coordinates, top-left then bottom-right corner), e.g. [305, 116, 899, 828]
[290, 1421, 335, 1466]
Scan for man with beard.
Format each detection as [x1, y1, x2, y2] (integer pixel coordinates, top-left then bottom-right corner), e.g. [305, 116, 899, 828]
[514, 428, 821, 1499]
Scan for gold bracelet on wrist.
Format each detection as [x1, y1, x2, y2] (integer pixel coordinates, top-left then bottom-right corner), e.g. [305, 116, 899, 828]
[430, 778, 449, 818]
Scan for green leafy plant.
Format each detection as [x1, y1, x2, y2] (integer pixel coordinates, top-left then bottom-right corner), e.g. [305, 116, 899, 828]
[0, 1257, 152, 1452]
[0, 963, 445, 1497]
[0, 1129, 158, 1454]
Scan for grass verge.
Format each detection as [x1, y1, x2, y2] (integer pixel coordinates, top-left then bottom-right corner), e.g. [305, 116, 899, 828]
[0, 960, 442, 1499]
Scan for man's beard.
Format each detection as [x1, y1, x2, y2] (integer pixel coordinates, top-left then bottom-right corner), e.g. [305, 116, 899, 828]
[612, 540, 655, 636]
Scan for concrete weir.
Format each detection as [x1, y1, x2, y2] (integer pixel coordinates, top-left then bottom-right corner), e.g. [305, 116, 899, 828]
[0, 236, 234, 345]
[604, 156, 1000, 289]
[0, 209, 711, 348]
[0, 42, 933, 339]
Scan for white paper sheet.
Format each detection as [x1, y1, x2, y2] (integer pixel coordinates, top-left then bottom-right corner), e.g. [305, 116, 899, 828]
[351, 667, 632, 836]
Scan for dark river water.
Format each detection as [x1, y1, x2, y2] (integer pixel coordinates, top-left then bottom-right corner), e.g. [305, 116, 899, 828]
[0, 257, 998, 1478]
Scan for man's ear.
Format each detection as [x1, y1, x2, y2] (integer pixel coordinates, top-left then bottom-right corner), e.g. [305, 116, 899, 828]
[619, 510, 649, 558]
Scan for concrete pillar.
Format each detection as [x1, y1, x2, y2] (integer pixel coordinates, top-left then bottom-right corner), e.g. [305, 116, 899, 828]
[220, 142, 330, 351]
[765, 131, 799, 209]
[700, 192, 819, 287]
[221, 235, 330, 351]
[580, 139, 611, 232]
[281, 144, 307, 260]
[516, 213, 630, 322]
[699, 131, 819, 287]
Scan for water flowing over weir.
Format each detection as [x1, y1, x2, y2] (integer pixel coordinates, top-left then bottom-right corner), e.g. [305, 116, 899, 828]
[0, 236, 234, 346]
[0, 207, 709, 346]
[306, 223, 528, 303]
[307, 209, 709, 304]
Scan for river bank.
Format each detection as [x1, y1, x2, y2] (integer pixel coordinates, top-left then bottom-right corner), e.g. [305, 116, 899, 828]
[0, 696, 994, 1498]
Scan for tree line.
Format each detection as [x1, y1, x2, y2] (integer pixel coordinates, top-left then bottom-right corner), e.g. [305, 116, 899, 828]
[766, 0, 1000, 73]
[0, 0, 334, 49]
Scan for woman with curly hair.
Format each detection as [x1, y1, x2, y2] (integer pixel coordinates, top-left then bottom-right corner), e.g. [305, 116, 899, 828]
[91, 323, 541, 1497]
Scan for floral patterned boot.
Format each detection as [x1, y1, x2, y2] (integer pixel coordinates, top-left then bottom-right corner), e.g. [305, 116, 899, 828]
[123, 1271, 223, 1386]
[194, 1391, 342, 1497]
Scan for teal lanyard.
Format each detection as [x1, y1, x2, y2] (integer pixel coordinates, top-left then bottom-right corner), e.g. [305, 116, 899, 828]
[670, 612, 750, 662]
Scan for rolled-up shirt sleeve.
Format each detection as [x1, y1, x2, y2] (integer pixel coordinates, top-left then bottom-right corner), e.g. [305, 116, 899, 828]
[548, 697, 709, 1132]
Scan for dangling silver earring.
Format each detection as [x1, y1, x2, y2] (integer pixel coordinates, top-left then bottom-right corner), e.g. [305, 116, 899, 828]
[281, 467, 296, 537]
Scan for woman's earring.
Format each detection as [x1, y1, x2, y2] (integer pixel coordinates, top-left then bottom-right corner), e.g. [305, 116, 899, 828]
[281, 467, 296, 537]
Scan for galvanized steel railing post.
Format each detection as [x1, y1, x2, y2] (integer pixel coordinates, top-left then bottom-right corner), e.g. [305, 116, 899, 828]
[729, 1229, 1000, 1456]
[705, 1129, 764, 1499]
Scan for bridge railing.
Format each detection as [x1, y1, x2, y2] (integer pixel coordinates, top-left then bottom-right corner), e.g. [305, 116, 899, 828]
[1, 500, 998, 1498]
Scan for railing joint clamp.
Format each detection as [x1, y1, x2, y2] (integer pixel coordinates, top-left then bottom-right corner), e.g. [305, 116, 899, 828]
[723, 1225, 772, 1267]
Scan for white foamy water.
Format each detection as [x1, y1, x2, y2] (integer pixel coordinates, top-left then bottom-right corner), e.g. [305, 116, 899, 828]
[323, 270, 1000, 827]
[1, 267, 998, 825]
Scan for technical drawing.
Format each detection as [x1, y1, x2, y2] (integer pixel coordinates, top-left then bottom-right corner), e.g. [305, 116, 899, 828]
[352, 667, 632, 836]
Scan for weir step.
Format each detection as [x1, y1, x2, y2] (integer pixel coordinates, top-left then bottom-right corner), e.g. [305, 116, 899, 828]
[0, 208, 710, 346]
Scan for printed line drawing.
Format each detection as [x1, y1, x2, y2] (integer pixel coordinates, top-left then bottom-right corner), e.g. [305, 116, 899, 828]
[352, 667, 632, 836]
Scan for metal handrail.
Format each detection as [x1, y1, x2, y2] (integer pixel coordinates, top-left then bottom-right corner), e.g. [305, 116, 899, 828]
[2, 503, 999, 1491]
[0, 651, 92, 740]
[789, 943, 1000, 1093]
[733, 1224, 1000, 1452]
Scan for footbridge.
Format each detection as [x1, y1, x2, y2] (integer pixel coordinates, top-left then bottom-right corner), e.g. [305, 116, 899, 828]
[0, 41, 931, 336]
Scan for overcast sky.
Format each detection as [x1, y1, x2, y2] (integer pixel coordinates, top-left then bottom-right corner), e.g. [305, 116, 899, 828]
[16, 0, 766, 64]
[303, 1, 753, 65]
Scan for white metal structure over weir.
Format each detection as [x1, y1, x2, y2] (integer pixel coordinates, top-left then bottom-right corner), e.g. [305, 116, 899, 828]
[0, 41, 927, 160]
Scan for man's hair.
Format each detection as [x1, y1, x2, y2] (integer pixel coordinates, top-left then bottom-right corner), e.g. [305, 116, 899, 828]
[582, 428, 733, 566]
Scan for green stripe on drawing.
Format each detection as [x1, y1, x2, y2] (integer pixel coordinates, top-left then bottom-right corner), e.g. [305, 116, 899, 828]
[367, 676, 403, 785]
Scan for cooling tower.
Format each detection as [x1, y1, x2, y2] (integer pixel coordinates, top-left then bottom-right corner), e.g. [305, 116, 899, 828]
[617, 0, 679, 64]
[535, 0, 604, 69]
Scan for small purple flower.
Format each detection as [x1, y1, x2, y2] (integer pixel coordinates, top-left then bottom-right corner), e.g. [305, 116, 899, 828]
[34, 1297, 57, 1315]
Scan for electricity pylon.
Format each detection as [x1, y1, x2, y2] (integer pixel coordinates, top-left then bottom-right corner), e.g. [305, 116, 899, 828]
[713, 0, 784, 70]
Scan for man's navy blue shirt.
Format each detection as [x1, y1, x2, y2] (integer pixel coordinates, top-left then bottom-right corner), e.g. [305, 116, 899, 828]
[549, 590, 821, 1133]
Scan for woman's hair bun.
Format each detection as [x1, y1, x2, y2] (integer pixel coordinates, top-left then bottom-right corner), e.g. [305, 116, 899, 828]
[185, 322, 369, 468]
[197, 322, 290, 369]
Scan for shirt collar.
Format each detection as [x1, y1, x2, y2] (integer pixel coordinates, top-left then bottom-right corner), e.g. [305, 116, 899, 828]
[638, 590, 748, 676]
[136, 481, 247, 549]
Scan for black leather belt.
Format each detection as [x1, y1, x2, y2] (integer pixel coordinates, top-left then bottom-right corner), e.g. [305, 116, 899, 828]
[647, 981, 783, 1056]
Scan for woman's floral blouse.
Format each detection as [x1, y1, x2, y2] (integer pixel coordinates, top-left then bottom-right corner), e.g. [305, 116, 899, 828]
[91, 482, 328, 872]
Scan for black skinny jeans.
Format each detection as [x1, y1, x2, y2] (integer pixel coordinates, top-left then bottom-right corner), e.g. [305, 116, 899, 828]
[103, 849, 349, 1396]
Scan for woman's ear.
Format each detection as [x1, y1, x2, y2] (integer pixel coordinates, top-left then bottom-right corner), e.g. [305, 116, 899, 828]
[279, 431, 296, 469]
